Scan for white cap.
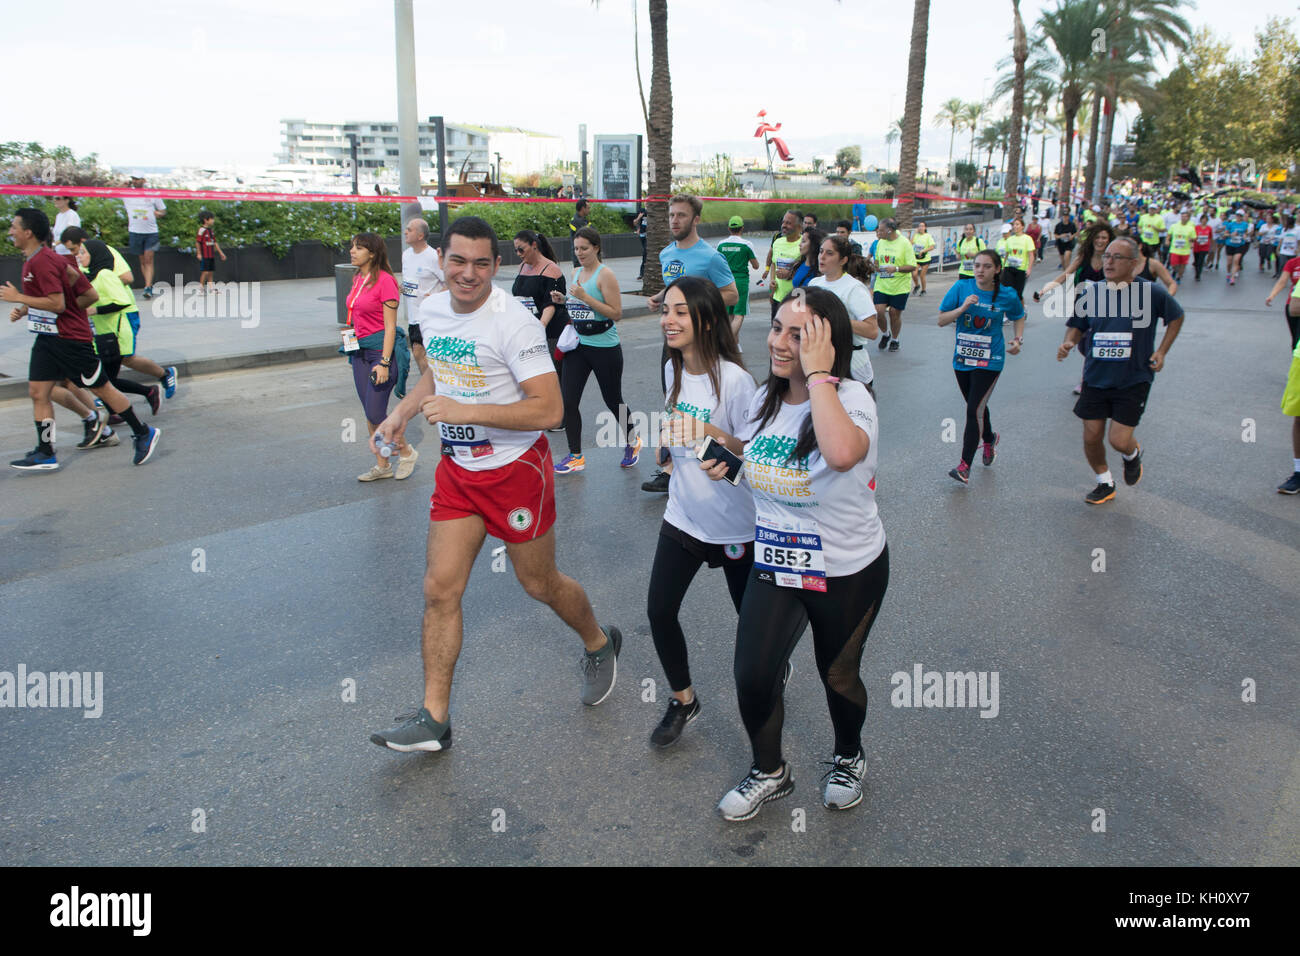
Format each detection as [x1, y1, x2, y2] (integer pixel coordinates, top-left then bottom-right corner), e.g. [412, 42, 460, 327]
[1000, 223, 1012, 234]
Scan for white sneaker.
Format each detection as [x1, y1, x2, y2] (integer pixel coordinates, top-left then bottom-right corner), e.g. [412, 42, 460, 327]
[718, 763, 794, 822]
[394, 445, 419, 480]
[358, 463, 394, 482]
[821, 750, 865, 810]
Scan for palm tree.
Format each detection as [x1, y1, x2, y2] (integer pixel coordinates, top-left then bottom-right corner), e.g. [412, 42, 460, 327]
[977, 124, 1002, 196]
[1038, 0, 1103, 208]
[629, 0, 672, 297]
[897, 1, 931, 228]
[1029, 81, 1058, 194]
[1095, 0, 1192, 194]
[933, 96, 965, 182]
[963, 101, 983, 165]
[885, 117, 902, 172]
[1003, 0, 1028, 213]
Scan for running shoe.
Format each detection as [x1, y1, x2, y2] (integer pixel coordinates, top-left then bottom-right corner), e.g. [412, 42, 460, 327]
[554, 453, 586, 474]
[717, 763, 794, 822]
[821, 749, 866, 810]
[162, 367, 178, 399]
[146, 385, 161, 416]
[982, 433, 1000, 466]
[142, 286, 154, 299]
[1072, 383, 1082, 396]
[132, 426, 161, 465]
[948, 461, 970, 484]
[358, 463, 393, 481]
[10, 448, 58, 471]
[580, 625, 622, 705]
[76, 409, 107, 449]
[395, 445, 419, 480]
[370, 707, 452, 753]
[641, 470, 670, 493]
[877, 334, 891, 351]
[1278, 472, 1300, 495]
[650, 695, 700, 748]
[1085, 482, 1116, 505]
[1122, 445, 1142, 486]
[888, 339, 900, 352]
[93, 428, 120, 448]
[620, 435, 643, 468]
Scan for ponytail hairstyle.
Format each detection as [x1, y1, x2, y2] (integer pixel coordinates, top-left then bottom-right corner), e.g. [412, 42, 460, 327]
[822, 233, 870, 282]
[751, 287, 856, 466]
[664, 276, 744, 414]
[514, 229, 557, 264]
[573, 226, 603, 261]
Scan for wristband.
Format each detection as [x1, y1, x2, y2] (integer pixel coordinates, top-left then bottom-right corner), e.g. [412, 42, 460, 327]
[806, 369, 831, 378]
[809, 376, 840, 389]
[380, 358, 392, 367]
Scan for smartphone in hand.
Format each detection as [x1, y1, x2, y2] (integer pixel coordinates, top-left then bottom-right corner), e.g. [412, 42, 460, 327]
[697, 435, 744, 486]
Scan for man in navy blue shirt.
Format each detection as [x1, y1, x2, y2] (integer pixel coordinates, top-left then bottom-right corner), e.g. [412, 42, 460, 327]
[642, 194, 738, 493]
[1057, 236, 1184, 505]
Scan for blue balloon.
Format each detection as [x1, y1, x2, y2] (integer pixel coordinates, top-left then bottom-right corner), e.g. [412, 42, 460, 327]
[863, 214, 879, 231]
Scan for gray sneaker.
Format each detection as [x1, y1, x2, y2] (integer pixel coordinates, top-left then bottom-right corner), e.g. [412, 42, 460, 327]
[370, 707, 452, 752]
[718, 762, 795, 821]
[580, 625, 622, 705]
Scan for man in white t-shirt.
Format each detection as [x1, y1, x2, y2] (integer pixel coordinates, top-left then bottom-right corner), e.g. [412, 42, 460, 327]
[121, 175, 166, 298]
[369, 217, 622, 755]
[400, 217, 445, 376]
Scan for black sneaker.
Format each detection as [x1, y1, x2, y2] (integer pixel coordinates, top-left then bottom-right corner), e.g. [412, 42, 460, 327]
[146, 385, 161, 416]
[1085, 482, 1116, 505]
[877, 334, 891, 351]
[10, 448, 58, 471]
[650, 695, 700, 747]
[76, 410, 107, 449]
[888, 339, 900, 352]
[370, 707, 452, 752]
[641, 470, 670, 493]
[1277, 472, 1300, 494]
[132, 426, 161, 465]
[1122, 446, 1142, 486]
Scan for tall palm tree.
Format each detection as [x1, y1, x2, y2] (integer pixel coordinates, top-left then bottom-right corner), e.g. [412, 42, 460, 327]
[977, 123, 1002, 195]
[1083, 85, 1103, 200]
[898, 1, 931, 228]
[934, 96, 964, 182]
[963, 101, 983, 166]
[886, 117, 902, 172]
[1038, 0, 1103, 208]
[631, 0, 672, 297]
[1096, 0, 1192, 194]
[1003, 0, 1028, 213]
[1030, 82, 1058, 194]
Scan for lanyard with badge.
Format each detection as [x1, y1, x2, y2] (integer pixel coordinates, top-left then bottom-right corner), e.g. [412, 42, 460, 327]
[27, 307, 58, 335]
[341, 276, 362, 352]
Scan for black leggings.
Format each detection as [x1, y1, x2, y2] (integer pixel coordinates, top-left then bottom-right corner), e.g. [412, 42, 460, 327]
[734, 546, 889, 772]
[954, 368, 1000, 465]
[1003, 268, 1027, 301]
[1193, 250, 1208, 279]
[1285, 302, 1299, 351]
[105, 357, 153, 398]
[648, 526, 753, 692]
[561, 343, 629, 454]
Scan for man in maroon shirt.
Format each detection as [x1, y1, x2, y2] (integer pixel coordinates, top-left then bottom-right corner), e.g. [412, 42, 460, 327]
[2, 208, 162, 470]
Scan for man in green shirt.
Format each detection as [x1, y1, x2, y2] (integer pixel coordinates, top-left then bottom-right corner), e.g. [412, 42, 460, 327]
[1138, 207, 1165, 250]
[766, 209, 802, 319]
[717, 216, 759, 340]
[871, 217, 917, 353]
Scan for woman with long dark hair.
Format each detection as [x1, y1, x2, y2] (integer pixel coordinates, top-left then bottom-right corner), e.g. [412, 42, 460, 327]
[938, 248, 1025, 484]
[809, 234, 876, 389]
[646, 276, 758, 747]
[345, 232, 414, 481]
[549, 227, 639, 472]
[512, 230, 568, 371]
[791, 227, 824, 289]
[709, 286, 888, 821]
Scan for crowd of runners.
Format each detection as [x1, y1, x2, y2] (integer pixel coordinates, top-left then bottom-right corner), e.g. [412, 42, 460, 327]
[8, 176, 1298, 821]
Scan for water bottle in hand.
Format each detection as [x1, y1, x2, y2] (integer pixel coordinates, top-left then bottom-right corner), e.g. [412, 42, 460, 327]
[376, 434, 399, 462]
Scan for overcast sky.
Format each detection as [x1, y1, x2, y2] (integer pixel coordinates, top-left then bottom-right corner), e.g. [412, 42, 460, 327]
[6, 0, 1297, 176]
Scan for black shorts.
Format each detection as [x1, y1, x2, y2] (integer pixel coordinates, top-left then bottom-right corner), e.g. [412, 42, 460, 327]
[29, 335, 110, 387]
[407, 322, 424, 347]
[873, 291, 910, 311]
[199, 257, 215, 271]
[1073, 381, 1151, 428]
[1056, 239, 1074, 253]
[659, 520, 752, 569]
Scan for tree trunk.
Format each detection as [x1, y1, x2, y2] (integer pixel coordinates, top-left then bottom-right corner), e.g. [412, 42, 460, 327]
[641, 0, 673, 297]
[1060, 110, 1077, 208]
[1038, 128, 1047, 195]
[1083, 89, 1101, 202]
[1097, 77, 1117, 198]
[1004, 0, 1026, 216]
[896, 0, 930, 229]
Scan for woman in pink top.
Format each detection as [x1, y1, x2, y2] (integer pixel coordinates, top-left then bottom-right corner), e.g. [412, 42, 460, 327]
[346, 233, 415, 481]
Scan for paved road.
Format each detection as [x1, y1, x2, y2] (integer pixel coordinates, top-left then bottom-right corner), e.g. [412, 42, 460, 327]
[1, 260, 1296, 865]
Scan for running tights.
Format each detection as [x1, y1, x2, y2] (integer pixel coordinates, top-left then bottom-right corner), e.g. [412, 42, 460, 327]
[955, 368, 1000, 465]
[1193, 250, 1207, 279]
[561, 343, 629, 454]
[648, 528, 753, 692]
[106, 358, 153, 399]
[1286, 303, 1299, 352]
[734, 546, 890, 772]
[1004, 268, 1027, 301]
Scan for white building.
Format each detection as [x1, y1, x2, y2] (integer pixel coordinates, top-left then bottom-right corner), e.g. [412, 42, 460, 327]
[279, 119, 563, 184]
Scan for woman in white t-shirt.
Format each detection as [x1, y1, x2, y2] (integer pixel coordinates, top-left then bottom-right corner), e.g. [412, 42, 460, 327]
[647, 276, 758, 748]
[809, 234, 876, 390]
[52, 196, 81, 253]
[707, 286, 889, 821]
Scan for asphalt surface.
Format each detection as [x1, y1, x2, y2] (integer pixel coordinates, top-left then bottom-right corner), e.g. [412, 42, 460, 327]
[1, 257, 1297, 865]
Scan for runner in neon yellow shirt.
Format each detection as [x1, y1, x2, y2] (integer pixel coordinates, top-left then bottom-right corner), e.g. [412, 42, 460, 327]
[1167, 210, 1197, 282]
[870, 217, 917, 353]
[909, 221, 936, 295]
[1000, 218, 1036, 303]
[956, 223, 986, 279]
